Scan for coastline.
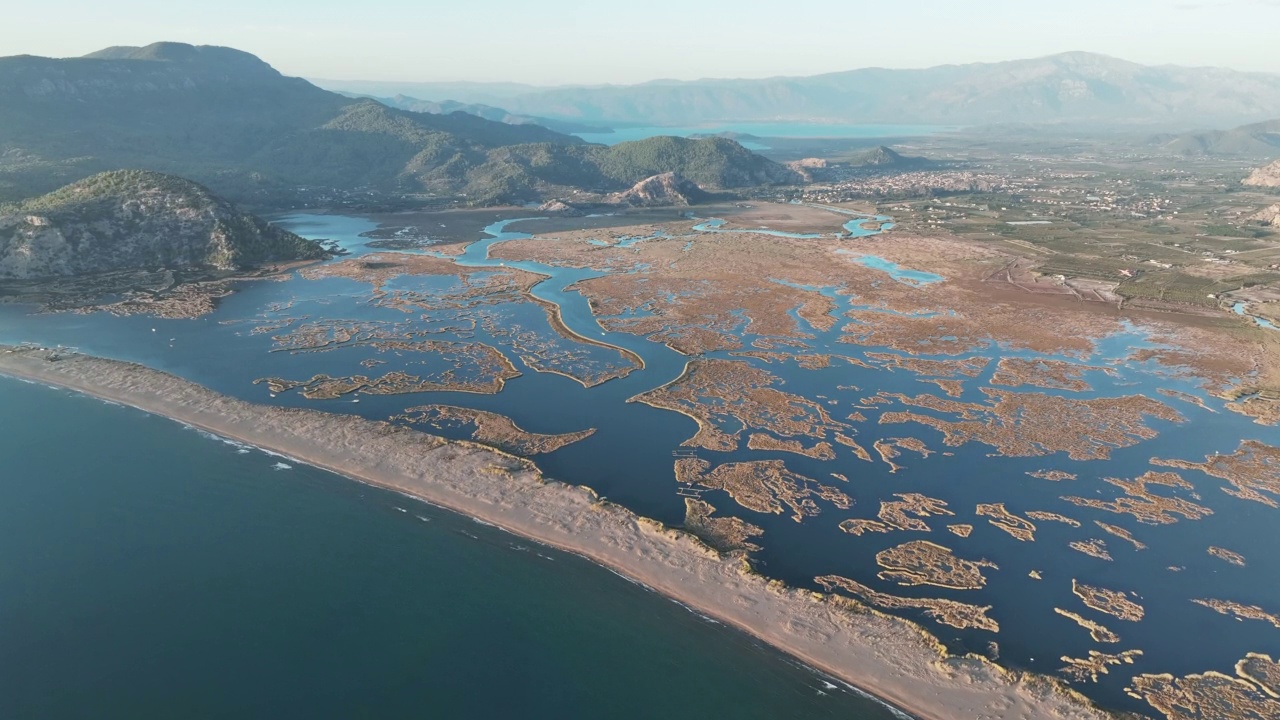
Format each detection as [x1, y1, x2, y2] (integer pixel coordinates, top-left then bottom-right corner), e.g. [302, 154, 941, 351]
[0, 345, 1120, 720]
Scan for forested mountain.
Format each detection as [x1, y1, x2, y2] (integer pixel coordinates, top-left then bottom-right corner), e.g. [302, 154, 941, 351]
[0, 43, 793, 206]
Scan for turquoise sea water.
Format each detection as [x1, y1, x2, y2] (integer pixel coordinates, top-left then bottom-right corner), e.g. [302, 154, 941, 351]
[0, 378, 903, 720]
[575, 123, 954, 146]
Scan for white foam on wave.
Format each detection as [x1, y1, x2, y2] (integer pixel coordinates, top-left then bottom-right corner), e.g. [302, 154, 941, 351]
[827, 677, 915, 719]
[259, 447, 302, 464]
[272, 462, 292, 471]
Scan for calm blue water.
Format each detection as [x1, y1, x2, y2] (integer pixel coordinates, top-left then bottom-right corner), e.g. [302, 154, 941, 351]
[575, 123, 955, 146]
[1232, 301, 1278, 331]
[693, 211, 894, 240]
[835, 253, 944, 286]
[2, 212, 1278, 717]
[0, 377, 903, 720]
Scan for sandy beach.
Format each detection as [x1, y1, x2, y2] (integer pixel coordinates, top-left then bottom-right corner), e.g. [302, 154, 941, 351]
[0, 345, 1119, 720]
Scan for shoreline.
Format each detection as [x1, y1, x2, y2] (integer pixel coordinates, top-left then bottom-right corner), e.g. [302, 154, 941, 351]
[0, 345, 1119, 720]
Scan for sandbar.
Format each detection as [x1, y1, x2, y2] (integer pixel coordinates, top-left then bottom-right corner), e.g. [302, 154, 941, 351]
[0, 345, 1117, 720]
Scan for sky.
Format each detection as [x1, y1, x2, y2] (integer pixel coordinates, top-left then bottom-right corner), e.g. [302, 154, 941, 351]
[3, 0, 1279, 85]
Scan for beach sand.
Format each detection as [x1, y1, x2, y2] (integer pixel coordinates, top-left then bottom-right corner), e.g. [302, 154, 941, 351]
[0, 345, 1119, 720]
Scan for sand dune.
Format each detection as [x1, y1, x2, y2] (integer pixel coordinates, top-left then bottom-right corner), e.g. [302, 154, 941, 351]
[0, 345, 1117, 720]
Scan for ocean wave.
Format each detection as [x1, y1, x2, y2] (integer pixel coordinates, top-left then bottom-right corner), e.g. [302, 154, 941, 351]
[271, 462, 292, 470]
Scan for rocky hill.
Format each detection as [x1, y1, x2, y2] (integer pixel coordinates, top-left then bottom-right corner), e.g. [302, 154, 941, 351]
[847, 145, 929, 168]
[608, 172, 712, 206]
[1245, 159, 1280, 188]
[1250, 204, 1280, 226]
[0, 42, 793, 207]
[0, 170, 324, 280]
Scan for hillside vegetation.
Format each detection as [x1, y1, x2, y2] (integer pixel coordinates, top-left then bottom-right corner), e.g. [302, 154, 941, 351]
[0, 170, 324, 279]
[0, 42, 795, 207]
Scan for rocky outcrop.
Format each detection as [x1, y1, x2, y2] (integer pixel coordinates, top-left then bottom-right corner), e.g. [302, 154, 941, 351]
[608, 172, 712, 206]
[537, 199, 583, 216]
[1250, 203, 1280, 226]
[1244, 159, 1280, 188]
[786, 158, 828, 182]
[0, 170, 325, 280]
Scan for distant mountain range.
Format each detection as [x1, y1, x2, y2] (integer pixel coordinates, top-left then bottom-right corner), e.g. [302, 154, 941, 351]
[314, 52, 1280, 128]
[0, 43, 794, 206]
[1161, 118, 1280, 158]
[340, 94, 611, 135]
[0, 170, 324, 280]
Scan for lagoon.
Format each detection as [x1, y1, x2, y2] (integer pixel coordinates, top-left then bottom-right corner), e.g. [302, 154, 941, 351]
[1, 211, 1277, 718]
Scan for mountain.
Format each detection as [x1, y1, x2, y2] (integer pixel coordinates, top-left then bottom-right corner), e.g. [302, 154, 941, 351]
[350, 94, 608, 134]
[1245, 159, 1280, 188]
[312, 78, 541, 105]
[453, 136, 799, 203]
[608, 172, 713, 206]
[0, 42, 577, 203]
[1162, 118, 1280, 157]
[322, 53, 1280, 128]
[0, 170, 325, 280]
[0, 43, 791, 207]
[847, 145, 928, 168]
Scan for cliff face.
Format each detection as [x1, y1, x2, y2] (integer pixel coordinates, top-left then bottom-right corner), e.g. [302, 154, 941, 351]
[1244, 159, 1280, 188]
[0, 170, 325, 280]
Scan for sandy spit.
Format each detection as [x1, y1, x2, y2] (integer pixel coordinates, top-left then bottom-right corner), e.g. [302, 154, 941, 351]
[0, 346, 1123, 720]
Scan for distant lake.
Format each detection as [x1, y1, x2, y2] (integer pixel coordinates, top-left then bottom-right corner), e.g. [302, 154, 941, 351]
[575, 123, 956, 147]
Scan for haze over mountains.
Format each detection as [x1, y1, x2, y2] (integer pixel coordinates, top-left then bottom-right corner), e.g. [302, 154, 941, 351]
[1163, 118, 1280, 158]
[0, 42, 794, 206]
[315, 52, 1280, 128]
[343, 95, 609, 135]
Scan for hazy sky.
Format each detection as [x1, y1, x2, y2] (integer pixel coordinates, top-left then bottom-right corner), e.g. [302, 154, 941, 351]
[4, 0, 1279, 84]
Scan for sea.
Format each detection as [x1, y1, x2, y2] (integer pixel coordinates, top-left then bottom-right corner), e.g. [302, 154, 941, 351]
[0, 377, 903, 719]
[0, 210, 1276, 717]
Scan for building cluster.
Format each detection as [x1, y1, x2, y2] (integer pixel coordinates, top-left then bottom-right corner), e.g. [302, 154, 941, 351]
[795, 170, 1015, 202]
